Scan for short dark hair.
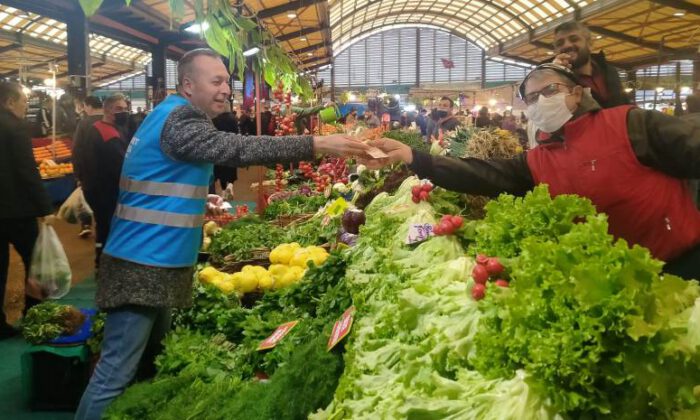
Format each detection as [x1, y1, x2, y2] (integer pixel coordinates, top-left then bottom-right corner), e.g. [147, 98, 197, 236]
[0, 81, 22, 106]
[103, 93, 127, 111]
[687, 94, 700, 113]
[440, 96, 454, 108]
[84, 95, 102, 109]
[554, 21, 591, 40]
[177, 48, 221, 86]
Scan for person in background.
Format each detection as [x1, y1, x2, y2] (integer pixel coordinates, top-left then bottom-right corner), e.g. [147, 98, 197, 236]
[368, 63, 700, 280]
[72, 95, 104, 238]
[416, 108, 428, 137]
[501, 113, 518, 132]
[38, 96, 52, 137]
[0, 82, 54, 338]
[426, 97, 461, 137]
[682, 94, 700, 205]
[210, 101, 239, 193]
[72, 94, 130, 269]
[552, 21, 629, 108]
[365, 109, 381, 128]
[475, 106, 492, 128]
[346, 107, 358, 126]
[260, 103, 274, 136]
[238, 108, 255, 135]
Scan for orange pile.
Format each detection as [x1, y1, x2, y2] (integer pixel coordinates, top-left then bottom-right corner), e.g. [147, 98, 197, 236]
[33, 142, 71, 162]
[38, 160, 73, 179]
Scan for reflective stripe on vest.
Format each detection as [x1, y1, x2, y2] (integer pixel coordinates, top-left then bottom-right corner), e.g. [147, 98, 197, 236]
[119, 177, 208, 199]
[115, 204, 204, 228]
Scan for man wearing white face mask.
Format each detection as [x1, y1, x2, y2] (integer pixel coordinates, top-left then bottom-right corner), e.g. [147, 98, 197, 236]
[366, 63, 700, 280]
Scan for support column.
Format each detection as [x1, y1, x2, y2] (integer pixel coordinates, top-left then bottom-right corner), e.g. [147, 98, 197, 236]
[480, 50, 486, 90]
[415, 28, 420, 87]
[330, 57, 335, 101]
[627, 70, 637, 104]
[151, 44, 167, 105]
[694, 58, 700, 95]
[66, 9, 90, 94]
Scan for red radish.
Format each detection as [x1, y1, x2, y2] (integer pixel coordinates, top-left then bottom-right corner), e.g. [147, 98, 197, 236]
[419, 191, 429, 201]
[412, 186, 422, 196]
[449, 215, 463, 229]
[412, 196, 421, 204]
[494, 279, 509, 288]
[433, 225, 442, 235]
[439, 220, 453, 234]
[472, 264, 489, 284]
[476, 254, 489, 265]
[485, 258, 505, 275]
[472, 283, 486, 300]
[421, 183, 433, 192]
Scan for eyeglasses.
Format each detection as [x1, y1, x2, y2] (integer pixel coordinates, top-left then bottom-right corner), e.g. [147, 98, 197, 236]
[522, 83, 571, 105]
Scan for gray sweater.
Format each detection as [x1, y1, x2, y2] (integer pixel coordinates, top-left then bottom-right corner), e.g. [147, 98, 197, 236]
[96, 101, 315, 309]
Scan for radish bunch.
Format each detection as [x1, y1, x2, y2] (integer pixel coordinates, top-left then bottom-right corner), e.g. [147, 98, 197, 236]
[275, 113, 297, 136]
[471, 255, 508, 301]
[411, 183, 433, 203]
[275, 164, 285, 192]
[433, 214, 463, 236]
[318, 158, 348, 184]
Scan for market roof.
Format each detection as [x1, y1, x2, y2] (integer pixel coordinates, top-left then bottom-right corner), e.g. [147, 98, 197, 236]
[0, 4, 151, 85]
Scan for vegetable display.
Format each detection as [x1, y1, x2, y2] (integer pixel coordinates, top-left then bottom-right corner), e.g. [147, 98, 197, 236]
[21, 302, 86, 345]
[106, 138, 700, 420]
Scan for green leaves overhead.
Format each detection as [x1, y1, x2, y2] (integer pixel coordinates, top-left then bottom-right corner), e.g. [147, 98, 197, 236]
[77, 0, 315, 100]
[79, 0, 104, 16]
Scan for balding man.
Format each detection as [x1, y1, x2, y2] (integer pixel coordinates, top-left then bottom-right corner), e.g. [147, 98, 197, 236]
[75, 48, 370, 419]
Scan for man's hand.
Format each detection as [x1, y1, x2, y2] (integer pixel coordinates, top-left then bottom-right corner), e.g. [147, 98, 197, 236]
[553, 53, 572, 69]
[313, 134, 372, 158]
[357, 138, 413, 169]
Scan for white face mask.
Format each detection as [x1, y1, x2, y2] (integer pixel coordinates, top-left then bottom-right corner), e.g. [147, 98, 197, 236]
[526, 92, 573, 134]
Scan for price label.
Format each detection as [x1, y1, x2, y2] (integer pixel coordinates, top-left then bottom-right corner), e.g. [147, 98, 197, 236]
[327, 306, 356, 351]
[257, 321, 299, 351]
[405, 223, 434, 245]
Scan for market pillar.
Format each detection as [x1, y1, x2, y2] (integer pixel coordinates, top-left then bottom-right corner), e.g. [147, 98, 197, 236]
[151, 44, 167, 106]
[330, 57, 336, 101]
[694, 59, 700, 95]
[626, 70, 636, 104]
[480, 50, 486, 90]
[66, 8, 90, 94]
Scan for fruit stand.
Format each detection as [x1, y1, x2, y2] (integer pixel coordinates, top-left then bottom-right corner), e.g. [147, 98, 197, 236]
[32, 137, 75, 204]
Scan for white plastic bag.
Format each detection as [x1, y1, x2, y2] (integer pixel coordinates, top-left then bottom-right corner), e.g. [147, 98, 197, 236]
[58, 187, 92, 224]
[28, 223, 72, 299]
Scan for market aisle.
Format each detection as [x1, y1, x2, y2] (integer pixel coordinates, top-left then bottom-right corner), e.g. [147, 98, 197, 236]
[4, 218, 96, 325]
[0, 277, 95, 420]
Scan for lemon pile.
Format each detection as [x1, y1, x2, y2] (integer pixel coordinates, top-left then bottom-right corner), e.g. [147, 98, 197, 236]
[197, 243, 329, 295]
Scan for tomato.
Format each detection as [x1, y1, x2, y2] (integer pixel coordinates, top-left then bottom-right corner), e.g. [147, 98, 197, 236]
[472, 264, 489, 284]
[471, 283, 486, 301]
[485, 258, 504, 275]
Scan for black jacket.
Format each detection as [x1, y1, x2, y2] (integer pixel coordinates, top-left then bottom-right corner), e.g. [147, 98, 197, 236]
[0, 109, 52, 219]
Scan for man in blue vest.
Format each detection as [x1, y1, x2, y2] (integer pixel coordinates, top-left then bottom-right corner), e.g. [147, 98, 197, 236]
[75, 48, 370, 420]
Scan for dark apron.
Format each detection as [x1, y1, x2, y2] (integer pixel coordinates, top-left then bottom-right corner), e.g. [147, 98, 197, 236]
[665, 242, 700, 280]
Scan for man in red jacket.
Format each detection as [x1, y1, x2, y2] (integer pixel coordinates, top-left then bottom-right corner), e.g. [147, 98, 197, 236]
[368, 64, 700, 280]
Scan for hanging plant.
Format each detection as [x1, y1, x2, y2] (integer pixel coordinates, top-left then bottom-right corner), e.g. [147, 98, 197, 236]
[78, 0, 315, 100]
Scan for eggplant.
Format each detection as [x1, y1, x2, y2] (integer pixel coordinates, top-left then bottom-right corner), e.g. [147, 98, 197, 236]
[342, 209, 366, 234]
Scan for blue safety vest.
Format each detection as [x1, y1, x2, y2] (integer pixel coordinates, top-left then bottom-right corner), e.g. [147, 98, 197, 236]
[104, 95, 212, 267]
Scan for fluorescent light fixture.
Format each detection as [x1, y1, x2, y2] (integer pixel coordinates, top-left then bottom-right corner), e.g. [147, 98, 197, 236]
[674, 11, 686, 17]
[595, 35, 603, 39]
[185, 22, 209, 33]
[243, 47, 260, 57]
[287, 13, 297, 18]
[655, 86, 664, 93]
[546, 51, 554, 55]
[300, 37, 307, 41]
[318, 64, 332, 70]
[307, 52, 313, 56]
[624, 87, 633, 93]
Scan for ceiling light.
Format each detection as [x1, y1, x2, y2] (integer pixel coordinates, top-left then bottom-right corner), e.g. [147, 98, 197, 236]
[489, 98, 497, 107]
[287, 13, 297, 19]
[300, 37, 307, 41]
[243, 47, 260, 57]
[624, 87, 633, 93]
[674, 11, 686, 17]
[595, 35, 603, 39]
[546, 51, 554, 55]
[655, 86, 664, 93]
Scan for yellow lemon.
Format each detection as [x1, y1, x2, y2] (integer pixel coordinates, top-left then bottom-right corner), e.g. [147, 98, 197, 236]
[258, 272, 274, 290]
[238, 271, 258, 293]
[198, 266, 221, 284]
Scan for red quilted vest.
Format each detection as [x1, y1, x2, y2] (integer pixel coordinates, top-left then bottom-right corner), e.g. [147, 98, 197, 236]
[527, 105, 700, 261]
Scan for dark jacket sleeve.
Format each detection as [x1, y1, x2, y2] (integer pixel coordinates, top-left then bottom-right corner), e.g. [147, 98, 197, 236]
[160, 104, 314, 167]
[408, 150, 535, 197]
[12, 124, 53, 216]
[627, 108, 700, 179]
